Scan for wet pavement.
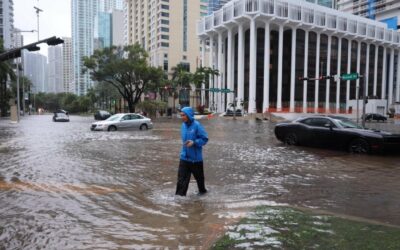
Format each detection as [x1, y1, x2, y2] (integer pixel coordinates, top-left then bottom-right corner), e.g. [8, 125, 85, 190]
[1, 115, 400, 249]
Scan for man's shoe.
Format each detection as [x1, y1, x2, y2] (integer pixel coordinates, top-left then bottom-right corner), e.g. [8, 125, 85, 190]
[197, 190, 207, 196]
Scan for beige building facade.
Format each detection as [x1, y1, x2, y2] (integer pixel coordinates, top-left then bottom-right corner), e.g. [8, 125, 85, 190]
[125, 0, 208, 75]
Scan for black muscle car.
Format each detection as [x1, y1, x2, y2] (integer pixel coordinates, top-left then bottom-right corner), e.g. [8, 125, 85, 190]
[274, 115, 400, 154]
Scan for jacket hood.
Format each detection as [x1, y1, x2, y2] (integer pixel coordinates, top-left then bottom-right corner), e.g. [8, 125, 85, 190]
[181, 107, 194, 123]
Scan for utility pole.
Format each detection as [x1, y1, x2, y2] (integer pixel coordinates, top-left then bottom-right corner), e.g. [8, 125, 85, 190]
[34, 6, 43, 41]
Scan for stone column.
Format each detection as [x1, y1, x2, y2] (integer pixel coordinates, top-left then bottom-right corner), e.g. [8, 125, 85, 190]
[336, 37, 342, 112]
[381, 47, 387, 100]
[365, 43, 370, 97]
[388, 48, 394, 105]
[227, 27, 233, 110]
[303, 30, 309, 113]
[315, 32, 320, 112]
[346, 40, 352, 110]
[263, 22, 270, 112]
[277, 25, 284, 111]
[237, 23, 245, 108]
[326, 35, 331, 112]
[290, 27, 297, 112]
[373, 45, 378, 96]
[248, 18, 257, 113]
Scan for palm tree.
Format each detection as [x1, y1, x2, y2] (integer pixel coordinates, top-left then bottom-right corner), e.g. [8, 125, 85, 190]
[0, 39, 16, 116]
[171, 63, 192, 109]
[200, 67, 219, 110]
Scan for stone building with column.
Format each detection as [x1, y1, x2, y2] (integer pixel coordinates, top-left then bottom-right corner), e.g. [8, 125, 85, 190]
[197, 0, 400, 114]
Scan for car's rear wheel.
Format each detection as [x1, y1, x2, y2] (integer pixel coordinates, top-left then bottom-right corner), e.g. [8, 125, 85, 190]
[108, 125, 117, 132]
[140, 124, 148, 130]
[348, 138, 370, 154]
[284, 133, 298, 145]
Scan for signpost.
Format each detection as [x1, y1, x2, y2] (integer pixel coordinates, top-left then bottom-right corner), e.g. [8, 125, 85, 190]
[341, 73, 359, 81]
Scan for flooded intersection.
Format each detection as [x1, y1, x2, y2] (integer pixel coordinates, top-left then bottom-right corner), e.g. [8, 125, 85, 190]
[1, 115, 400, 249]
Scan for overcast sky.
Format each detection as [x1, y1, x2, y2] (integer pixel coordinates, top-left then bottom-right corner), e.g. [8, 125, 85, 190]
[14, 0, 71, 55]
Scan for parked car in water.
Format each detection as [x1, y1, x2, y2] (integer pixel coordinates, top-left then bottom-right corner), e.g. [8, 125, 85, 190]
[362, 113, 387, 122]
[94, 110, 111, 120]
[274, 115, 400, 154]
[55, 109, 69, 115]
[53, 112, 70, 122]
[90, 113, 153, 131]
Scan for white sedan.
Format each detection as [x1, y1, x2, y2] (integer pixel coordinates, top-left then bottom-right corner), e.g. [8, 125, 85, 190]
[90, 113, 153, 131]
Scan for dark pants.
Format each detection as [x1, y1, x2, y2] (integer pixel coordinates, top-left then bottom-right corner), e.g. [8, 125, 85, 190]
[175, 160, 207, 196]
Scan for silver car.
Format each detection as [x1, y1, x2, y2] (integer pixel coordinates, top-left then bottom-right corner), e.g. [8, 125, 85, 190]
[90, 113, 153, 131]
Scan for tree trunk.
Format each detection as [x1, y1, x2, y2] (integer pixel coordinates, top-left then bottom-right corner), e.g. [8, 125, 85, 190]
[127, 97, 135, 113]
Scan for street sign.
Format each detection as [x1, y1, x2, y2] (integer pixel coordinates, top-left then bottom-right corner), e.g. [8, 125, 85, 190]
[341, 73, 359, 81]
[209, 88, 220, 92]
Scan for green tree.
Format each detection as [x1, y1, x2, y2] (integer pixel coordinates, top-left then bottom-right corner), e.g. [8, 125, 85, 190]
[83, 44, 163, 112]
[136, 100, 167, 117]
[0, 39, 16, 116]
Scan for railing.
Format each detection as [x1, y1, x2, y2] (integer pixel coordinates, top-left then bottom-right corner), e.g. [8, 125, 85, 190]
[314, 11, 325, 27]
[367, 25, 375, 38]
[205, 15, 213, 31]
[276, 1, 288, 18]
[214, 9, 223, 27]
[261, 0, 274, 15]
[347, 20, 357, 34]
[376, 27, 384, 40]
[234, 0, 245, 17]
[358, 23, 367, 36]
[197, 0, 400, 46]
[326, 14, 336, 29]
[337, 17, 347, 31]
[385, 30, 392, 42]
[245, 0, 259, 12]
[223, 4, 234, 22]
[302, 7, 314, 24]
[289, 4, 301, 21]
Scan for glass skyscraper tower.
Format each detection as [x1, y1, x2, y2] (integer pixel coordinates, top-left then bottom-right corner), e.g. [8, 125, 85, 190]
[72, 0, 98, 96]
[207, 0, 230, 14]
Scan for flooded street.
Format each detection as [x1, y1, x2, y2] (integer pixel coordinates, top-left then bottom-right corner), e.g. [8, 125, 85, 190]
[1, 115, 400, 249]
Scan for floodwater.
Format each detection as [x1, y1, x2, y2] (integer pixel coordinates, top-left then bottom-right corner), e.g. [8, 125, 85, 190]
[0, 115, 400, 249]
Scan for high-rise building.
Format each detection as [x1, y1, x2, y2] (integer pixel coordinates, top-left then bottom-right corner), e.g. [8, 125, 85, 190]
[62, 37, 73, 93]
[99, 0, 123, 12]
[112, 9, 125, 47]
[125, 0, 208, 75]
[48, 46, 63, 93]
[208, 0, 230, 14]
[306, 0, 336, 9]
[11, 28, 23, 48]
[72, 0, 98, 96]
[72, 0, 124, 96]
[95, 12, 112, 49]
[23, 52, 48, 93]
[0, 0, 14, 49]
[338, 0, 400, 30]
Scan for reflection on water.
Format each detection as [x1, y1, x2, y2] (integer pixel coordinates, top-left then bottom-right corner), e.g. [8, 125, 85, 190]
[1, 115, 400, 248]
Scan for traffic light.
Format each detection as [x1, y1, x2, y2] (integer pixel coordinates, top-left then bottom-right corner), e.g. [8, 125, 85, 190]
[46, 37, 64, 46]
[27, 45, 40, 52]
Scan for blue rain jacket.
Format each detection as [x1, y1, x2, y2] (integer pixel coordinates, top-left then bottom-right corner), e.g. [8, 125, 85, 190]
[180, 107, 208, 162]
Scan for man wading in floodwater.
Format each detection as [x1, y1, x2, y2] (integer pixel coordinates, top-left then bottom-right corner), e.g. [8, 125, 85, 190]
[175, 107, 208, 196]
